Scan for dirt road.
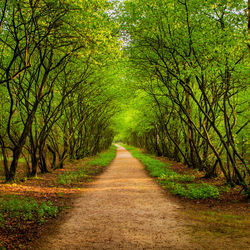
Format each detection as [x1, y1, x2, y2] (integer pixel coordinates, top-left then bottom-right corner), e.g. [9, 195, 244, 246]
[38, 145, 191, 249]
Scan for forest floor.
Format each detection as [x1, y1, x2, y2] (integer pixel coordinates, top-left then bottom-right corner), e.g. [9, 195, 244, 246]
[0, 145, 249, 249]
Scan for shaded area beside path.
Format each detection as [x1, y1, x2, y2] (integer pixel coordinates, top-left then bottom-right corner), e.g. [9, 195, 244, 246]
[36, 144, 192, 249]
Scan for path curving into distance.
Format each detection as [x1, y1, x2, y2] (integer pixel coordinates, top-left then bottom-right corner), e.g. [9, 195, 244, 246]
[37, 145, 192, 249]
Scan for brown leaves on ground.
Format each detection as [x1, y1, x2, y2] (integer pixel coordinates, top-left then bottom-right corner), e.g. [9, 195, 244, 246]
[0, 159, 105, 249]
[0, 156, 249, 249]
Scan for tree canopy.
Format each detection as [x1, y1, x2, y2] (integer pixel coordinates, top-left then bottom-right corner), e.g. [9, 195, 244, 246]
[0, 0, 249, 192]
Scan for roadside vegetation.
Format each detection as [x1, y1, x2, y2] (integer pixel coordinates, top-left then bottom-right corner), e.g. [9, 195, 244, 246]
[123, 145, 237, 200]
[0, 197, 58, 228]
[57, 145, 116, 185]
[1, 0, 248, 194]
[0, 145, 116, 249]
[114, 0, 249, 195]
[0, 0, 249, 248]
[122, 144, 249, 246]
[0, 0, 120, 183]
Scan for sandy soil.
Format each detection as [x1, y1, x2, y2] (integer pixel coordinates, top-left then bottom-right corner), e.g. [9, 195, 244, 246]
[36, 145, 192, 249]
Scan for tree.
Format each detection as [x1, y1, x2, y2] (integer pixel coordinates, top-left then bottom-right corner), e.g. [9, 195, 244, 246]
[0, 0, 121, 181]
[118, 0, 249, 191]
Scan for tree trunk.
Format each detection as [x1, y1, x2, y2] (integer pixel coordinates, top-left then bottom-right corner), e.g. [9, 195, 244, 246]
[7, 147, 22, 182]
[30, 151, 38, 177]
[185, 91, 197, 168]
[0, 142, 10, 181]
[48, 145, 56, 169]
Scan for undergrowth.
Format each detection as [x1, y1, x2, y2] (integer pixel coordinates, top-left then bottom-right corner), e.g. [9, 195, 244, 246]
[58, 145, 116, 185]
[58, 169, 88, 185]
[88, 145, 117, 167]
[123, 144, 220, 199]
[0, 196, 58, 228]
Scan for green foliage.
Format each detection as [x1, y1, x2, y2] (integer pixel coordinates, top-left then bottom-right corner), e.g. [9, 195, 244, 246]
[131, 151, 167, 177]
[58, 170, 88, 185]
[88, 145, 117, 167]
[0, 0, 248, 192]
[57, 145, 116, 185]
[115, 0, 249, 191]
[160, 173, 195, 183]
[0, 0, 120, 182]
[37, 201, 58, 223]
[186, 184, 220, 199]
[0, 197, 58, 228]
[167, 183, 220, 199]
[124, 144, 220, 199]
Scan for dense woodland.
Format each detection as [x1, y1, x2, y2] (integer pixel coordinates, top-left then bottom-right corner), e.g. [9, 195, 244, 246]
[0, 0, 121, 182]
[0, 0, 249, 193]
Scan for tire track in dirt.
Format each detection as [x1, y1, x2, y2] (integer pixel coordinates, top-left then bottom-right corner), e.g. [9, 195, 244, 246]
[37, 145, 192, 249]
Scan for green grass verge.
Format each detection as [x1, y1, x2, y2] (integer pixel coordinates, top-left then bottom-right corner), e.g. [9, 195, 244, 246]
[57, 145, 116, 185]
[88, 145, 117, 167]
[122, 144, 220, 199]
[0, 196, 58, 228]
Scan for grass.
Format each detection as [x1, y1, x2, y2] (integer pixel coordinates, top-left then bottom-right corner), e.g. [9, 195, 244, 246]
[57, 145, 116, 185]
[122, 144, 220, 199]
[185, 209, 250, 240]
[0, 196, 58, 228]
[88, 145, 117, 167]
[166, 182, 220, 199]
[58, 169, 88, 185]
[0, 145, 117, 249]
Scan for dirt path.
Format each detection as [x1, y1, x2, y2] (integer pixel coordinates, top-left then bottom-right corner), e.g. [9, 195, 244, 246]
[37, 145, 192, 249]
